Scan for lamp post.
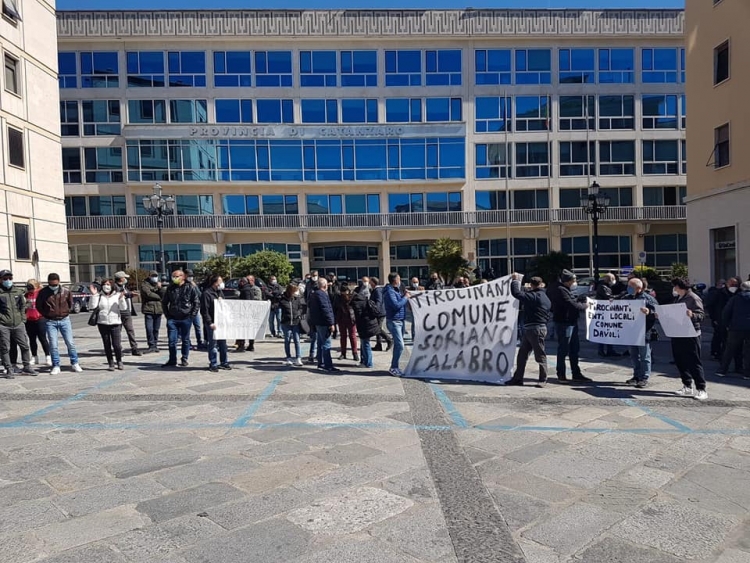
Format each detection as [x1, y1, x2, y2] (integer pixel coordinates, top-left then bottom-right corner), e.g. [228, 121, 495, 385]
[142, 183, 175, 276]
[580, 181, 610, 282]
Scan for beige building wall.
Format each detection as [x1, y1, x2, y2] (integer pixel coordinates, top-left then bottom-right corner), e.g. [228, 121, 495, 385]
[685, 0, 750, 283]
[0, 0, 68, 282]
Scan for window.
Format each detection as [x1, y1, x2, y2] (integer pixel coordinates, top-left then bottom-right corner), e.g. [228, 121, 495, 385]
[216, 99, 253, 123]
[559, 141, 595, 177]
[255, 51, 293, 87]
[560, 187, 632, 208]
[475, 97, 511, 133]
[425, 98, 461, 122]
[300, 50, 337, 87]
[643, 186, 686, 206]
[390, 243, 430, 261]
[425, 49, 462, 86]
[714, 41, 730, 85]
[307, 195, 343, 214]
[515, 96, 551, 131]
[175, 195, 213, 215]
[81, 100, 121, 135]
[62, 148, 82, 183]
[385, 98, 421, 123]
[126, 51, 165, 87]
[559, 95, 595, 130]
[256, 99, 293, 124]
[13, 223, 30, 261]
[7, 127, 23, 169]
[222, 195, 261, 215]
[138, 244, 204, 272]
[80, 52, 119, 88]
[314, 245, 378, 262]
[599, 140, 635, 175]
[513, 190, 548, 210]
[88, 196, 127, 216]
[475, 49, 511, 85]
[714, 123, 730, 168]
[60, 101, 80, 136]
[84, 147, 123, 183]
[559, 48, 595, 84]
[598, 95, 634, 130]
[476, 143, 510, 179]
[478, 238, 549, 277]
[515, 142, 549, 178]
[58, 52, 77, 88]
[301, 99, 338, 124]
[344, 194, 380, 214]
[515, 49, 551, 84]
[65, 196, 87, 215]
[643, 140, 679, 175]
[213, 51, 252, 87]
[642, 95, 678, 129]
[4, 53, 19, 95]
[167, 51, 206, 87]
[598, 48, 634, 83]
[642, 48, 678, 83]
[385, 50, 421, 86]
[261, 195, 297, 215]
[128, 100, 166, 124]
[680, 48, 686, 83]
[3, 0, 22, 22]
[340, 50, 377, 87]
[387, 192, 461, 213]
[341, 99, 378, 124]
[644, 234, 688, 268]
[681, 139, 687, 174]
[169, 100, 207, 124]
[562, 236, 631, 270]
[475, 191, 507, 211]
[680, 94, 686, 129]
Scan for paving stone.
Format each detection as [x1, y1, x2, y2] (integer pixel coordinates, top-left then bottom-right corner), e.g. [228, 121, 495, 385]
[664, 462, 750, 516]
[295, 426, 370, 447]
[0, 530, 49, 563]
[498, 472, 582, 504]
[309, 443, 383, 465]
[107, 449, 202, 479]
[645, 434, 729, 473]
[574, 536, 682, 563]
[609, 499, 741, 559]
[54, 479, 168, 517]
[136, 482, 245, 523]
[712, 548, 750, 563]
[618, 465, 675, 489]
[45, 468, 113, 493]
[291, 462, 390, 499]
[37, 543, 129, 563]
[204, 487, 312, 530]
[475, 457, 525, 487]
[153, 456, 257, 490]
[584, 480, 658, 513]
[488, 487, 550, 531]
[287, 486, 413, 535]
[184, 517, 311, 563]
[370, 503, 455, 561]
[129, 432, 202, 454]
[463, 446, 495, 465]
[706, 448, 750, 472]
[288, 537, 425, 563]
[0, 479, 55, 507]
[0, 498, 67, 535]
[241, 439, 311, 463]
[378, 468, 437, 502]
[524, 449, 628, 489]
[504, 439, 566, 464]
[363, 444, 427, 476]
[0, 456, 74, 482]
[243, 425, 318, 443]
[523, 502, 622, 556]
[186, 381, 243, 393]
[230, 455, 336, 494]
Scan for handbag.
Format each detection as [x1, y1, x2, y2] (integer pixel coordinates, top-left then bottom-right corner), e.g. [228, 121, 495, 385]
[87, 307, 99, 326]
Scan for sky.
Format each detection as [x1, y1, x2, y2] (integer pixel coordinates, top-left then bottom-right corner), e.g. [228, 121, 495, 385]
[57, 1, 685, 11]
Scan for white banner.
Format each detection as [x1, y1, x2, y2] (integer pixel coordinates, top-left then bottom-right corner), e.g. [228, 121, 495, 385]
[213, 299, 270, 341]
[655, 303, 699, 338]
[585, 298, 646, 346]
[404, 276, 519, 384]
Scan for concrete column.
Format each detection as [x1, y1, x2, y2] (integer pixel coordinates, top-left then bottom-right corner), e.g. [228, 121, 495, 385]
[380, 231, 391, 279]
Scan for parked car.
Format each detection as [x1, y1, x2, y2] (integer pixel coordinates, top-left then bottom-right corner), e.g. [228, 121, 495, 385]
[572, 277, 596, 298]
[66, 283, 93, 313]
[221, 277, 266, 299]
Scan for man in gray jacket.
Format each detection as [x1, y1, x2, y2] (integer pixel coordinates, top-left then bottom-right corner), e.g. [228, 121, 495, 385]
[0, 270, 36, 378]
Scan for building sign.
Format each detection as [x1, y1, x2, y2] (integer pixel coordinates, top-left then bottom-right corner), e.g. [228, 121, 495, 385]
[715, 241, 736, 250]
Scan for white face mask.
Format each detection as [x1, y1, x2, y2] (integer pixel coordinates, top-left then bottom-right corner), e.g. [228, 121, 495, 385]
[150, 277, 158, 283]
[570, 282, 578, 290]
[311, 276, 318, 282]
[218, 282, 225, 290]
[102, 285, 112, 294]
[728, 286, 738, 294]
[672, 290, 680, 297]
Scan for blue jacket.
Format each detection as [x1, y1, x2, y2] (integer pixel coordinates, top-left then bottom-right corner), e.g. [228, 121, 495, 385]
[383, 284, 408, 321]
[369, 286, 386, 318]
[307, 288, 335, 327]
[723, 291, 750, 332]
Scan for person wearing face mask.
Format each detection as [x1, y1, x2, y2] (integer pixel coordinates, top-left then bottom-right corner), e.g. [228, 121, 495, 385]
[407, 277, 422, 340]
[36, 273, 82, 375]
[161, 270, 201, 368]
[141, 271, 165, 354]
[717, 281, 750, 380]
[670, 277, 708, 400]
[184, 270, 206, 351]
[595, 273, 621, 358]
[279, 283, 303, 367]
[425, 273, 443, 291]
[304, 271, 320, 362]
[265, 275, 283, 339]
[22, 279, 51, 367]
[200, 274, 232, 372]
[0, 270, 37, 378]
[705, 277, 740, 361]
[334, 286, 359, 362]
[369, 277, 393, 353]
[618, 278, 657, 388]
[235, 274, 262, 353]
[114, 272, 141, 357]
[549, 269, 590, 383]
[89, 279, 128, 371]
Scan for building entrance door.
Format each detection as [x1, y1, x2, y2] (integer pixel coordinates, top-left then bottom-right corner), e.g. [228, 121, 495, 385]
[712, 226, 736, 283]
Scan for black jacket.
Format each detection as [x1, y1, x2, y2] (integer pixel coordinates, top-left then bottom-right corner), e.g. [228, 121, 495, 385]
[723, 291, 750, 332]
[307, 288, 335, 327]
[140, 280, 164, 315]
[510, 280, 551, 328]
[369, 286, 386, 319]
[705, 287, 733, 324]
[265, 282, 283, 309]
[162, 283, 200, 320]
[595, 281, 614, 300]
[351, 292, 380, 339]
[425, 279, 443, 291]
[279, 294, 302, 326]
[550, 283, 588, 325]
[200, 285, 222, 326]
[238, 279, 262, 301]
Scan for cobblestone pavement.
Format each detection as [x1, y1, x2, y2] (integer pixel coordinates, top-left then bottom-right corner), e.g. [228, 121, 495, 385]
[0, 320, 749, 563]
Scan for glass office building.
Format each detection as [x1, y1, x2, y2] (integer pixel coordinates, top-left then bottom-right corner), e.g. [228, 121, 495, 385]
[58, 9, 686, 282]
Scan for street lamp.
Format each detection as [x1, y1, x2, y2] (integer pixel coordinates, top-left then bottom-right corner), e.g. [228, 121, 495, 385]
[580, 181, 610, 281]
[142, 183, 175, 276]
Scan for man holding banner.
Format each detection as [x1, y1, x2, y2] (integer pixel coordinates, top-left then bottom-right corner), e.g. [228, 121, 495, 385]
[550, 270, 590, 383]
[618, 278, 657, 388]
[506, 274, 551, 387]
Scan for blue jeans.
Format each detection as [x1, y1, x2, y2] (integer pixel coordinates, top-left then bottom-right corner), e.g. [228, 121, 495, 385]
[630, 343, 652, 381]
[360, 338, 373, 368]
[144, 313, 162, 349]
[191, 315, 204, 345]
[45, 317, 79, 367]
[315, 325, 333, 369]
[205, 325, 228, 367]
[270, 307, 282, 336]
[387, 319, 405, 370]
[282, 324, 301, 359]
[555, 323, 582, 379]
[167, 317, 192, 364]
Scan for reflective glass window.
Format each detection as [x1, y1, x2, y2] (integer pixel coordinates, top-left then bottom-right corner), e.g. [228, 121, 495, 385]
[300, 50, 337, 87]
[167, 51, 206, 87]
[340, 50, 377, 87]
[169, 100, 207, 124]
[60, 101, 79, 136]
[598, 48, 634, 83]
[213, 51, 252, 87]
[254, 99, 293, 124]
[559, 141, 595, 177]
[88, 196, 126, 216]
[175, 195, 213, 215]
[642, 94, 678, 129]
[515, 96, 551, 131]
[128, 100, 166, 124]
[254, 51, 293, 87]
[559, 48, 595, 84]
[476, 143, 510, 179]
[301, 99, 338, 123]
[84, 147, 123, 183]
[515, 142, 549, 178]
[425, 98, 461, 122]
[62, 148, 82, 184]
[599, 140, 635, 175]
[599, 95, 635, 130]
[515, 49, 551, 84]
[341, 99, 378, 123]
[475, 97, 511, 133]
[344, 194, 380, 214]
[126, 51, 165, 87]
[385, 98, 421, 123]
[642, 140, 679, 175]
[513, 190, 548, 209]
[58, 52, 77, 88]
[216, 99, 253, 123]
[642, 48, 679, 83]
[424, 49, 462, 86]
[81, 100, 121, 136]
[80, 51, 119, 88]
[562, 186, 632, 208]
[474, 49, 511, 85]
[475, 191, 507, 211]
[559, 95, 595, 131]
[385, 50, 421, 86]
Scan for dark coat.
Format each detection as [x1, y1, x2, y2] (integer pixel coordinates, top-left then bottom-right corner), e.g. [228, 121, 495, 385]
[510, 280, 551, 328]
[265, 282, 283, 309]
[722, 291, 750, 332]
[595, 281, 614, 300]
[550, 283, 588, 325]
[307, 288, 334, 327]
[279, 294, 302, 326]
[238, 279, 262, 301]
[162, 283, 200, 320]
[369, 286, 386, 319]
[705, 287, 733, 324]
[140, 280, 164, 315]
[351, 292, 380, 339]
[36, 286, 73, 320]
[200, 285, 223, 326]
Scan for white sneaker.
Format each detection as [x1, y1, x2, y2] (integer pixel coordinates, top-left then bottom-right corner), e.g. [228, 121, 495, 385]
[72, 364, 83, 373]
[45, 355, 52, 366]
[695, 390, 709, 401]
[389, 368, 404, 377]
[284, 357, 293, 366]
[294, 358, 303, 366]
[675, 385, 694, 396]
[50, 366, 61, 375]
[30, 357, 36, 365]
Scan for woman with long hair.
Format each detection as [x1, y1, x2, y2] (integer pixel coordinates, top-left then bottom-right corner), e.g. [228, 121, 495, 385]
[24, 279, 51, 366]
[335, 286, 359, 362]
[89, 279, 127, 371]
[279, 283, 303, 366]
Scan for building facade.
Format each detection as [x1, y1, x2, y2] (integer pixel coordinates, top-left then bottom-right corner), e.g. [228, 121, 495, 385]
[57, 9, 687, 283]
[1, 0, 68, 281]
[685, 0, 750, 284]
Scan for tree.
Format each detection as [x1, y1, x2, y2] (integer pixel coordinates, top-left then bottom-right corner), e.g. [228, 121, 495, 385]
[124, 268, 151, 292]
[426, 238, 468, 285]
[529, 251, 572, 284]
[236, 250, 294, 286]
[671, 262, 688, 280]
[192, 256, 233, 281]
[633, 265, 660, 281]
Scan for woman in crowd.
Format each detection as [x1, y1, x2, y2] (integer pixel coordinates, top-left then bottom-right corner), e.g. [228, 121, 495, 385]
[279, 283, 303, 366]
[25, 279, 50, 366]
[351, 287, 379, 368]
[670, 277, 708, 400]
[335, 286, 359, 362]
[200, 274, 231, 372]
[89, 279, 127, 371]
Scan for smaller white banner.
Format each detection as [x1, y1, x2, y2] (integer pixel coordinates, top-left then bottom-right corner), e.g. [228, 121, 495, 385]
[585, 298, 646, 346]
[655, 303, 699, 338]
[213, 299, 270, 341]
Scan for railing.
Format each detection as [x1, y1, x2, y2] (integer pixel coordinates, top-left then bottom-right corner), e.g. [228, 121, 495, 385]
[66, 205, 686, 232]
